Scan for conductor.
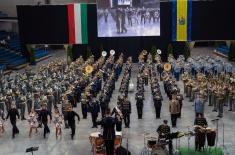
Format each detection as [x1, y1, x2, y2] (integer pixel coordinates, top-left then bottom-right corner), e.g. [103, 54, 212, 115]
[98, 108, 116, 155]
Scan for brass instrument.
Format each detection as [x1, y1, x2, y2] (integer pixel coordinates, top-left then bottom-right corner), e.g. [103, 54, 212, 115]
[85, 65, 93, 74]
[115, 106, 123, 121]
[164, 63, 171, 72]
[142, 50, 148, 56]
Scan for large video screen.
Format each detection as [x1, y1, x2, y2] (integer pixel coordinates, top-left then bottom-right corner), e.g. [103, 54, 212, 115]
[97, 0, 160, 37]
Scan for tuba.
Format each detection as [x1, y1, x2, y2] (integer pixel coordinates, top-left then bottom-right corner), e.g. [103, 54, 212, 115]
[85, 65, 93, 74]
[164, 63, 172, 72]
[142, 50, 148, 56]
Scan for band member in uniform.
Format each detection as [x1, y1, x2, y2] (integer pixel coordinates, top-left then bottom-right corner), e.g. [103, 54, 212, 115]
[169, 94, 180, 127]
[176, 90, 184, 118]
[144, 69, 149, 85]
[89, 97, 100, 128]
[0, 94, 5, 112]
[153, 93, 163, 119]
[112, 103, 123, 131]
[122, 96, 131, 128]
[157, 120, 172, 155]
[19, 94, 26, 120]
[26, 92, 33, 114]
[97, 108, 116, 155]
[216, 86, 225, 118]
[0, 109, 5, 134]
[99, 93, 107, 118]
[6, 104, 20, 138]
[228, 85, 235, 111]
[194, 94, 205, 117]
[81, 93, 88, 119]
[47, 89, 54, 113]
[135, 91, 144, 119]
[67, 106, 80, 140]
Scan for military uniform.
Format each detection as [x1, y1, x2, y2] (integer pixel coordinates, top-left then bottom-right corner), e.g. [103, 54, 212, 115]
[19, 95, 26, 120]
[176, 93, 184, 118]
[0, 95, 5, 112]
[122, 100, 131, 128]
[208, 84, 213, 106]
[169, 99, 180, 127]
[216, 88, 225, 117]
[89, 98, 100, 128]
[153, 94, 162, 119]
[99, 94, 108, 118]
[157, 123, 172, 154]
[228, 86, 235, 111]
[6, 94, 13, 112]
[111, 106, 123, 131]
[135, 92, 144, 119]
[81, 97, 88, 119]
[47, 92, 54, 113]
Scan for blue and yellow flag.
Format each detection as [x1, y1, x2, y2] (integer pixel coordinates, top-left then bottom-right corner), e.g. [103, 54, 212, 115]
[172, 0, 192, 41]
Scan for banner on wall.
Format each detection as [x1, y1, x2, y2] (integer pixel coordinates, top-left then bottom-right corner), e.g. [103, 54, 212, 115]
[172, 0, 192, 41]
[67, 3, 88, 44]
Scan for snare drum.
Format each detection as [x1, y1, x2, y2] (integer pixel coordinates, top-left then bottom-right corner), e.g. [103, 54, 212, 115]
[147, 137, 157, 148]
[89, 132, 102, 145]
[115, 131, 122, 146]
[89, 132, 104, 153]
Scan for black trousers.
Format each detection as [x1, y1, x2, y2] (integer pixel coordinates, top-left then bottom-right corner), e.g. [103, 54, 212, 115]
[43, 122, 50, 137]
[101, 107, 106, 117]
[116, 120, 122, 131]
[91, 114, 98, 127]
[144, 77, 148, 85]
[105, 139, 115, 155]
[171, 114, 178, 127]
[136, 106, 143, 119]
[10, 119, 19, 137]
[168, 140, 173, 155]
[81, 107, 87, 119]
[69, 123, 76, 139]
[123, 114, 130, 127]
[154, 104, 162, 118]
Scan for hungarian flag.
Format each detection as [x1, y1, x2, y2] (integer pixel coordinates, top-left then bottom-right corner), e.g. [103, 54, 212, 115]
[67, 4, 88, 44]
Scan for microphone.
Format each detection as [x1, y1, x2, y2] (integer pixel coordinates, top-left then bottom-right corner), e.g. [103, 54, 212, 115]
[211, 118, 219, 121]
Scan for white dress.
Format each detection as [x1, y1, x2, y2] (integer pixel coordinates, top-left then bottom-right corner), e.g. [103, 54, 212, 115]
[54, 114, 63, 128]
[28, 113, 38, 128]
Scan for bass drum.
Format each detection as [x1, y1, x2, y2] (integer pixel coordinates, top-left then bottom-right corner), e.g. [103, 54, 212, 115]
[151, 146, 166, 155]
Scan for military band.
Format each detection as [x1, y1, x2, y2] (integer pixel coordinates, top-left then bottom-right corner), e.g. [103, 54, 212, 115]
[0, 49, 234, 155]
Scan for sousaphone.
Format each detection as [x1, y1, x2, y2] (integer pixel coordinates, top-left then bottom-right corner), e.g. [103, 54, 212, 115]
[164, 63, 172, 72]
[102, 51, 107, 57]
[142, 50, 148, 55]
[157, 49, 162, 55]
[110, 49, 115, 56]
[85, 65, 93, 74]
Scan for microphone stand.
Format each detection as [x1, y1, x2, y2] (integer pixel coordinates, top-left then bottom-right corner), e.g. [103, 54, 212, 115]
[187, 126, 190, 152]
[221, 121, 228, 155]
[211, 119, 219, 149]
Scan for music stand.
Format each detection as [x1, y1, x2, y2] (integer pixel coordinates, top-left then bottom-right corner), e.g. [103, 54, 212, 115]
[26, 147, 39, 155]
